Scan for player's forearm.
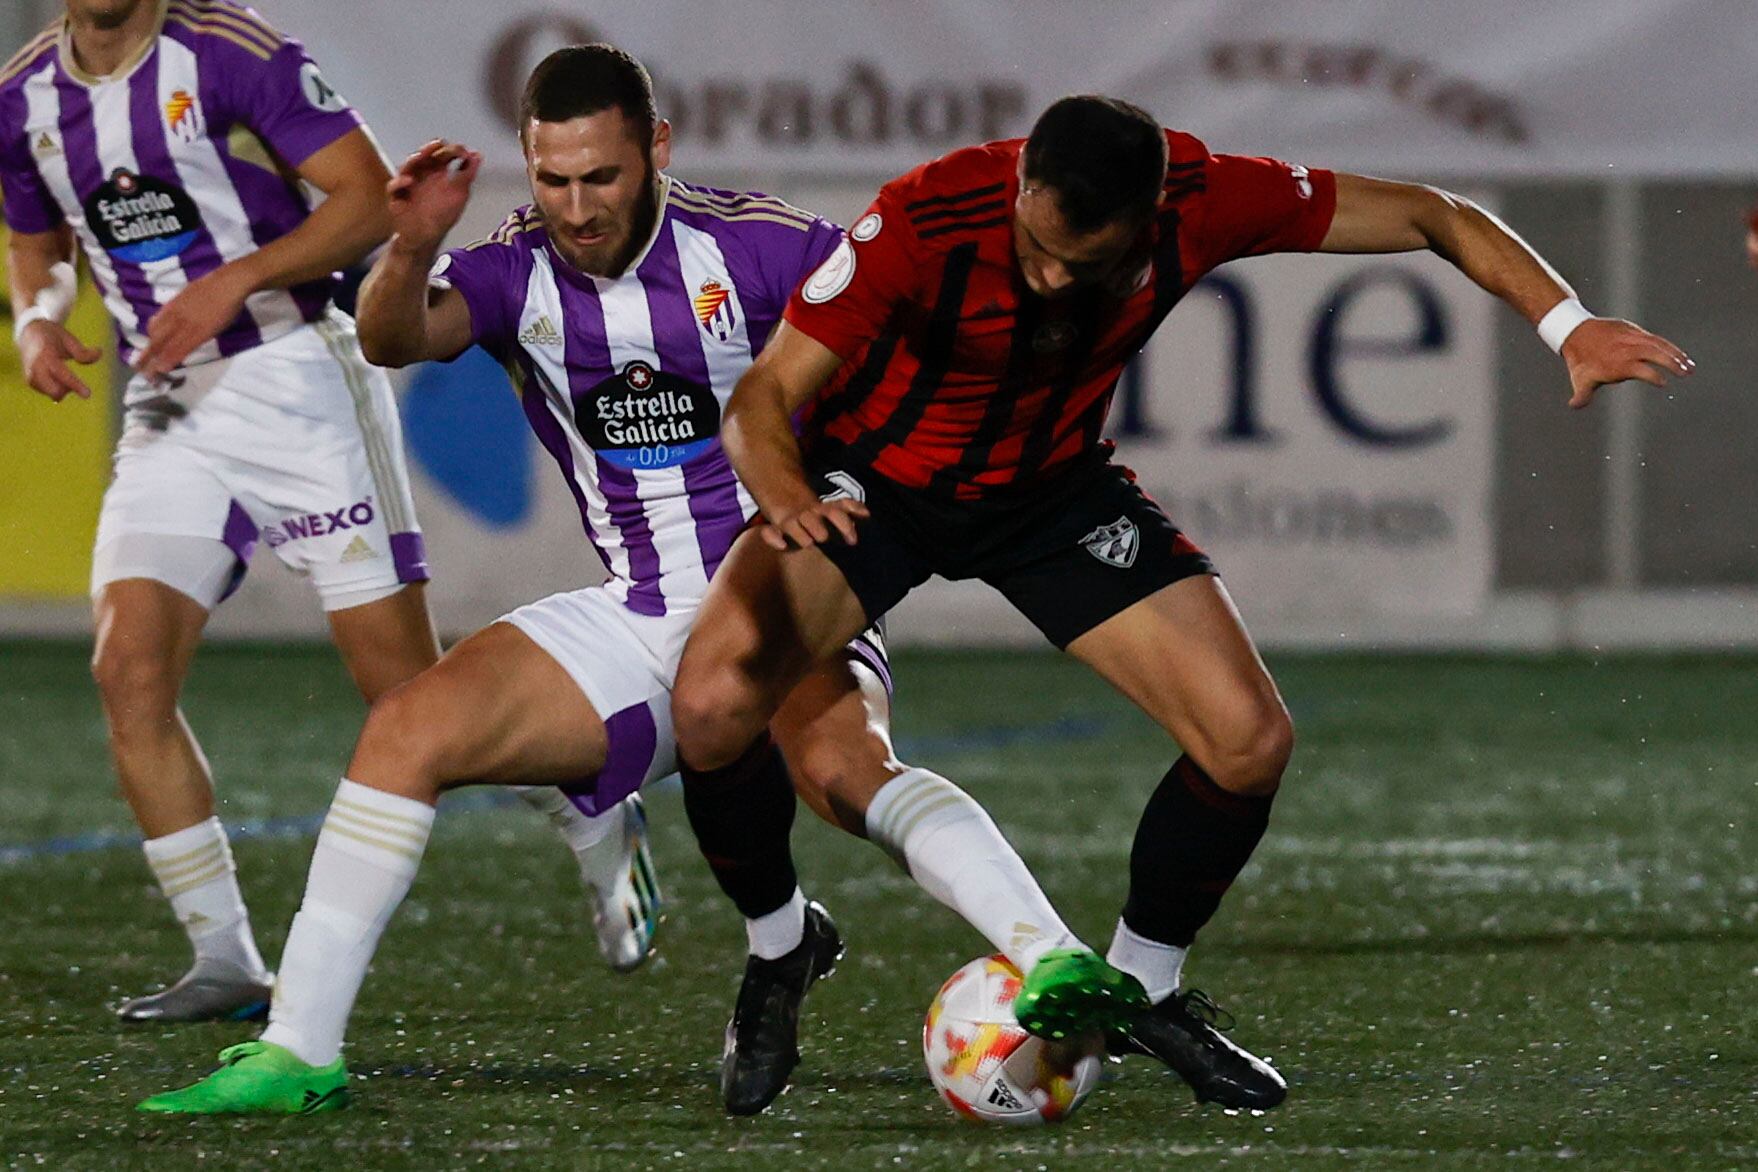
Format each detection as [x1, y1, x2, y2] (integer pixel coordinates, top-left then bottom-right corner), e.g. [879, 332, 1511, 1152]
[7, 226, 76, 322]
[225, 180, 392, 296]
[355, 239, 438, 368]
[723, 371, 819, 522]
[1419, 190, 1575, 324]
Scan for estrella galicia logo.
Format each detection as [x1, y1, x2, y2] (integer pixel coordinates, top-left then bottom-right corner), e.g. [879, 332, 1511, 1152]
[578, 360, 719, 470]
[84, 168, 201, 263]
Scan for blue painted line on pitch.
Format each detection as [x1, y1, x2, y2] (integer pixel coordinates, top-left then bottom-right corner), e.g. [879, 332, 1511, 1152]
[0, 717, 1112, 866]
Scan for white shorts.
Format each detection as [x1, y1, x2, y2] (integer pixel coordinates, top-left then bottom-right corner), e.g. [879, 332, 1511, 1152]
[90, 311, 428, 612]
[501, 586, 891, 816]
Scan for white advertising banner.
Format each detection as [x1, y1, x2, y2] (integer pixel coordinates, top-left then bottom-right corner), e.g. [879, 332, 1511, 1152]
[1116, 250, 1497, 625]
[251, 0, 1758, 180]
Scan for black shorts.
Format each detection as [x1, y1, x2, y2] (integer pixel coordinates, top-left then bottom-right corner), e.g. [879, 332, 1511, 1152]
[806, 453, 1215, 649]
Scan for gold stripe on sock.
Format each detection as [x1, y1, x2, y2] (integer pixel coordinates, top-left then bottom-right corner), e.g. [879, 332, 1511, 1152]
[325, 812, 430, 855]
[889, 792, 965, 845]
[874, 776, 949, 844]
[146, 837, 227, 870]
[320, 820, 425, 864]
[331, 795, 431, 835]
[159, 859, 231, 898]
[151, 845, 229, 884]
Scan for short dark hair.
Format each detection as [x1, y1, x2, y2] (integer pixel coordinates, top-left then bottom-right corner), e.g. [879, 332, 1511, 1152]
[1022, 96, 1166, 234]
[519, 44, 657, 146]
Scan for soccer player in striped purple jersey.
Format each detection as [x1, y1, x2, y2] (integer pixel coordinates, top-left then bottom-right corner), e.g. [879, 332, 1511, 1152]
[139, 44, 1121, 1119]
[0, 0, 447, 1026]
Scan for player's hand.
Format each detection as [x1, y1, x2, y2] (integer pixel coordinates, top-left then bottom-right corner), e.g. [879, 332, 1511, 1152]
[387, 140, 481, 255]
[134, 264, 254, 381]
[17, 318, 100, 402]
[759, 497, 871, 551]
[1560, 317, 1694, 410]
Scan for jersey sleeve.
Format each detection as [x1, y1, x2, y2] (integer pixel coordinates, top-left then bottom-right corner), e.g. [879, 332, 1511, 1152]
[1182, 153, 1338, 276]
[227, 37, 365, 170]
[758, 213, 844, 312]
[782, 188, 924, 361]
[427, 241, 517, 355]
[0, 97, 61, 233]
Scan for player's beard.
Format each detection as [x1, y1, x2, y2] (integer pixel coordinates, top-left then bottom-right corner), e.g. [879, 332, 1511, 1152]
[554, 163, 661, 280]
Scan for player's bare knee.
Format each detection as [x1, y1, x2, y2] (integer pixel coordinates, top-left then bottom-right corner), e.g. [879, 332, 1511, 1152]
[672, 671, 761, 771]
[90, 638, 179, 726]
[1203, 703, 1294, 797]
[352, 682, 454, 794]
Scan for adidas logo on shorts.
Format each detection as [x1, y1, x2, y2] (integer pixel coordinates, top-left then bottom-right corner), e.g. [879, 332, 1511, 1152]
[339, 535, 378, 564]
[518, 315, 563, 347]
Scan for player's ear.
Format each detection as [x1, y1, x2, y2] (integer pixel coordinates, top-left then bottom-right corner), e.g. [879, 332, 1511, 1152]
[651, 119, 672, 171]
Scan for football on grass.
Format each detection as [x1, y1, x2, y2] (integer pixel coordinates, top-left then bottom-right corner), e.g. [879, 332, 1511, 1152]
[922, 954, 1103, 1124]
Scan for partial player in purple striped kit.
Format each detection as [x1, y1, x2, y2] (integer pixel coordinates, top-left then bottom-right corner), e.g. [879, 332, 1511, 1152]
[141, 45, 1099, 1121]
[1, 0, 357, 371]
[429, 179, 842, 615]
[1, 0, 464, 1029]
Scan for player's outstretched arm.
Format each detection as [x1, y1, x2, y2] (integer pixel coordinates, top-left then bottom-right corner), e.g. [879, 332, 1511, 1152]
[1321, 173, 1694, 409]
[135, 129, 396, 380]
[8, 225, 99, 403]
[356, 141, 481, 368]
[722, 321, 867, 550]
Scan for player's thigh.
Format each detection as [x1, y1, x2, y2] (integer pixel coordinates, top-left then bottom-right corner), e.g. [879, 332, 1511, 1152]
[673, 528, 871, 751]
[771, 641, 900, 835]
[1067, 574, 1293, 793]
[326, 581, 442, 703]
[349, 620, 608, 791]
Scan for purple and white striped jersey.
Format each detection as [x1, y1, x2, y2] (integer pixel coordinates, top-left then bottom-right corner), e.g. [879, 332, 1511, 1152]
[428, 177, 843, 614]
[0, 2, 366, 372]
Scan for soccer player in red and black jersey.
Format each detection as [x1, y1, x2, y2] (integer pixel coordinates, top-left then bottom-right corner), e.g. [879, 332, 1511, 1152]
[672, 97, 1694, 1110]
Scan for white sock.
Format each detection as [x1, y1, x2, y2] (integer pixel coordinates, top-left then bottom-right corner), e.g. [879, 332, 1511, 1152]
[1106, 918, 1187, 1004]
[746, 886, 806, 960]
[260, 779, 435, 1067]
[865, 769, 1080, 972]
[513, 786, 622, 880]
[142, 816, 267, 978]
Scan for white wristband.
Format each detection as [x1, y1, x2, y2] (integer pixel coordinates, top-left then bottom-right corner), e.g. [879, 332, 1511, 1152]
[12, 303, 52, 344]
[1536, 297, 1593, 354]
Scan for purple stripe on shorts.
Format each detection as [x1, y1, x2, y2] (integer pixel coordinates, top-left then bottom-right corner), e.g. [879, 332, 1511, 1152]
[214, 500, 258, 603]
[389, 531, 429, 583]
[557, 269, 665, 614]
[55, 74, 158, 354]
[637, 223, 747, 580]
[221, 499, 259, 561]
[126, 55, 262, 354]
[845, 632, 894, 696]
[561, 700, 659, 817]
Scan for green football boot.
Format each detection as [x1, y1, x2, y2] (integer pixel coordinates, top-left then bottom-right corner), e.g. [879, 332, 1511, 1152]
[1014, 947, 1149, 1042]
[136, 1041, 348, 1115]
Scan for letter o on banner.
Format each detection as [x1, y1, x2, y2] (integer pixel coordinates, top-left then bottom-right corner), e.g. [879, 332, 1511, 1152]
[485, 15, 601, 134]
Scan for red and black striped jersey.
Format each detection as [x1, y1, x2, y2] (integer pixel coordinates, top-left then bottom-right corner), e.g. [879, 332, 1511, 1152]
[783, 130, 1337, 499]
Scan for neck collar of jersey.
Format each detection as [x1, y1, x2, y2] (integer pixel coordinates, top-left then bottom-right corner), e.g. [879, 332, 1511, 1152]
[60, 0, 167, 87]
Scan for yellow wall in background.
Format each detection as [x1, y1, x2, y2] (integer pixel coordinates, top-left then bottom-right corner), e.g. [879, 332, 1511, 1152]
[0, 224, 115, 599]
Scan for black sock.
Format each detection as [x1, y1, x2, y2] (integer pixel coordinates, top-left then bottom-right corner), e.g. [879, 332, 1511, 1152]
[1121, 755, 1275, 948]
[680, 733, 800, 920]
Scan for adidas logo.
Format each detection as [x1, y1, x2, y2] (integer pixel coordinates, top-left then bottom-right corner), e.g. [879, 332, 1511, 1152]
[986, 1079, 1024, 1110]
[31, 131, 59, 158]
[1009, 921, 1045, 953]
[339, 535, 377, 564]
[518, 314, 562, 346]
